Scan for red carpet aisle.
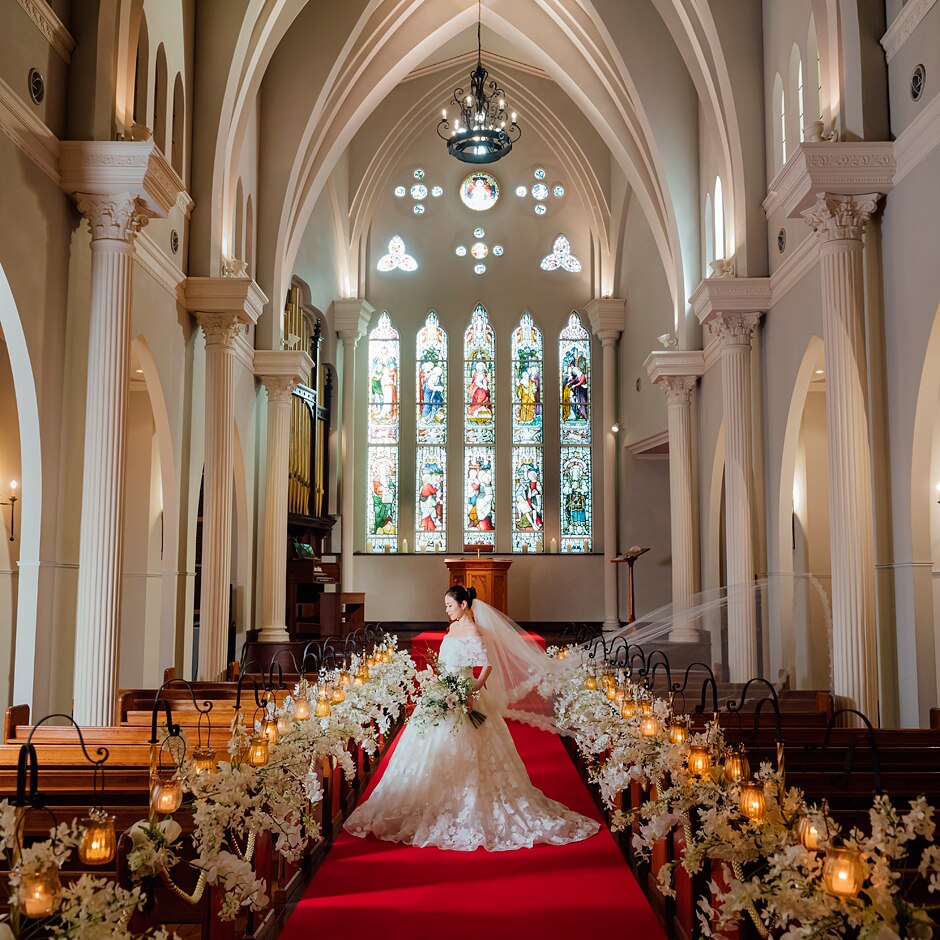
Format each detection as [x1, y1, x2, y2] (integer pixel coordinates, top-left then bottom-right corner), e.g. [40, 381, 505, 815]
[280, 723, 667, 940]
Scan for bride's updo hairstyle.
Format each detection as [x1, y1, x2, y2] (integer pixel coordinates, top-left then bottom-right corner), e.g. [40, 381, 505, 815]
[445, 585, 476, 608]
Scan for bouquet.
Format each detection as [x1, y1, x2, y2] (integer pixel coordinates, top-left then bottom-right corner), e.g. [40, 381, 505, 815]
[411, 655, 487, 733]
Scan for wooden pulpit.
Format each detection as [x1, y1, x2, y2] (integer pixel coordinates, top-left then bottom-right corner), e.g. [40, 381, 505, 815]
[444, 558, 512, 614]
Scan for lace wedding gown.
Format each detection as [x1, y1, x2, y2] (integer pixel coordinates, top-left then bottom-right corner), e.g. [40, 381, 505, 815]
[344, 633, 600, 852]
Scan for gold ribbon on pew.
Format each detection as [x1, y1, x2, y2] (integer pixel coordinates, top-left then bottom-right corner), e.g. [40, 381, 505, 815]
[160, 867, 208, 905]
[230, 830, 257, 863]
[730, 860, 773, 938]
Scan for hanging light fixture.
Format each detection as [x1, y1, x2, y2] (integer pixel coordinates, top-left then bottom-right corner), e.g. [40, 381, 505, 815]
[437, 0, 521, 164]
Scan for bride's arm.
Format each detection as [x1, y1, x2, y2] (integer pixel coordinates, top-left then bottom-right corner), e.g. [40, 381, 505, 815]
[472, 665, 491, 693]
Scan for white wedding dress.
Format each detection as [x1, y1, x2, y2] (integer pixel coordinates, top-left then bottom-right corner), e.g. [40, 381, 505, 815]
[344, 632, 600, 852]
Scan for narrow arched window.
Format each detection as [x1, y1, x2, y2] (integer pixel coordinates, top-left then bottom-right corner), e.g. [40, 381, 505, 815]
[133, 16, 149, 125]
[704, 193, 714, 271]
[366, 313, 400, 552]
[559, 312, 592, 553]
[416, 312, 448, 553]
[171, 73, 184, 176]
[772, 72, 785, 172]
[464, 304, 496, 549]
[245, 196, 254, 276]
[512, 312, 544, 552]
[713, 177, 724, 261]
[233, 178, 244, 264]
[153, 44, 168, 151]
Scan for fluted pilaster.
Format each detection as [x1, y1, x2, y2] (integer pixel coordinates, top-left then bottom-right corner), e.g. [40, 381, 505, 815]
[662, 376, 698, 637]
[803, 193, 881, 720]
[587, 298, 624, 631]
[197, 313, 244, 678]
[717, 313, 761, 680]
[331, 299, 373, 591]
[71, 193, 149, 725]
[255, 350, 312, 643]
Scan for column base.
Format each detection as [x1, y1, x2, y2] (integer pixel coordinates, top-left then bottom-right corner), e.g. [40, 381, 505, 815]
[602, 619, 623, 633]
[257, 626, 291, 644]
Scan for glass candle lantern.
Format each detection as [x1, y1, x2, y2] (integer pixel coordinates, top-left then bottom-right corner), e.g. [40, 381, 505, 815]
[260, 716, 279, 746]
[822, 846, 865, 898]
[640, 714, 659, 737]
[150, 771, 184, 815]
[276, 712, 293, 736]
[668, 719, 689, 746]
[331, 683, 346, 704]
[294, 693, 312, 721]
[584, 672, 598, 691]
[723, 747, 750, 784]
[798, 814, 821, 851]
[191, 746, 218, 776]
[687, 744, 712, 777]
[315, 686, 332, 718]
[639, 699, 653, 717]
[340, 667, 351, 686]
[614, 686, 626, 705]
[620, 697, 636, 719]
[739, 781, 766, 822]
[605, 683, 618, 701]
[17, 865, 62, 918]
[78, 810, 116, 865]
[247, 734, 269, 767]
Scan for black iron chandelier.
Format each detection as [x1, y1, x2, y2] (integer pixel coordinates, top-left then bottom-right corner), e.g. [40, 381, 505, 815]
[437, 2, 521, 164]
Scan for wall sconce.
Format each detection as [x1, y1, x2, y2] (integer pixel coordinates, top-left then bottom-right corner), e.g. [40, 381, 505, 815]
[1, 480, 17, 541]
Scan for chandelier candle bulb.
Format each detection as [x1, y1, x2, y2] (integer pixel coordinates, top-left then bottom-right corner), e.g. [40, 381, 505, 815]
[822, 847, 865, 898]
[18, 866, 62, 918]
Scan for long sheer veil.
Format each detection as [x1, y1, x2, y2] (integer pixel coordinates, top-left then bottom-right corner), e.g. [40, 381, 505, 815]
[471, 600, 569, 733]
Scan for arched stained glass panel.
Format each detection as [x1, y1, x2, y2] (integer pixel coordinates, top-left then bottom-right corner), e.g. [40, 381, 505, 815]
[366, 313, 399, 551]
[464, 304, 495, 548]
[512, 312, 543, 445]
[512, 446, 544, 553]
[560, 312, 592, 553]
[416, 312, 447, 552]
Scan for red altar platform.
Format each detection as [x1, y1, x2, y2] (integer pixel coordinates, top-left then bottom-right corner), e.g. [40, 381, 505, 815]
[410, 630, 546, 671]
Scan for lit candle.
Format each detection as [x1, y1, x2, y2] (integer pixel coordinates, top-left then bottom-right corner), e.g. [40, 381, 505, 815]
[402, 538, 408, 553]
[384, 543, 390, 553]
[522, 543, 529, 554]
[550, 538, 557, 554]
[9, 480, 17, 497]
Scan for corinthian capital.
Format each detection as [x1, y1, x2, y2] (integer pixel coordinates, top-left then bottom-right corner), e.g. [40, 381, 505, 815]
[715, 312, 761, 346]
[197, 312, 248, 347]
[660, 375, 697, 405]
[802, 193, 881, 243]
[260, 374, 301, 403]
[75, 192, 150, 242]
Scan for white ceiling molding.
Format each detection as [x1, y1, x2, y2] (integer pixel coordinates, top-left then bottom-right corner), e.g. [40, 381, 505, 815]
[405, 48, 550, 84]
[135, 231, 186, 302]
[0, 74, 60, 184]
[626, 430, 670, 459]
[880, 0, 937, 63]
[15, 0, 75, 64]
[894, 88, 940, 183]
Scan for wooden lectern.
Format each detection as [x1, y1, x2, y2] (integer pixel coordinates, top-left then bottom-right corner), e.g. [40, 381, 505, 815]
[445, 558, 512, 614]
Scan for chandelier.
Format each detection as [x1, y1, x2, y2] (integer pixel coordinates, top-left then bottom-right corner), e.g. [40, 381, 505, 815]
[437, 2, 521, 164]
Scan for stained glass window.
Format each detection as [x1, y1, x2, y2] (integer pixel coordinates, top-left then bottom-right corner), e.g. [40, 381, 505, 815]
[416, 312, 447, 445]
[464, 304, 495, 444]
[377, 236, 417, 272]
[560, 447, 592, 553]
[464, 446, 495, 548]
[512, 313, 542, 445]
[512, 446, 544, 553]
[416, 445, 446, 552]
[366, 313, 400, 552]
[560, 312, 592, 552]
[540, 234, 582, 272]
[559, 312, 591, 444]
[460, 172, 500, 211]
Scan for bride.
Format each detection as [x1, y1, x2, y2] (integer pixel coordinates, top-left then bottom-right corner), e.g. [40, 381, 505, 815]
[344, 585, 600, 852]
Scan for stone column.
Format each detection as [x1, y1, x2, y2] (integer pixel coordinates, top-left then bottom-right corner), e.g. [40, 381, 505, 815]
[59, 141, 183, 725]
[185, 279, 265, 679]
[330, 300, 374, 592]
[254, 350, 313, 643]
[717, 313, 762, 681]
[70, 195, 148, 725]
[587, 299, 624, 631]
[802, 193, 881, 719]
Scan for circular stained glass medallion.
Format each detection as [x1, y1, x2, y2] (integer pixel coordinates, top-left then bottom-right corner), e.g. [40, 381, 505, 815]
[474, 264, 486, 275]
[460, 172, 500, 211]
[473, 227, 485, 238]
[534, 204, 547, 216]
[455, 246, 467, 257]
[394, 186, 406, 197]
[413, 168, 425, 179]
[471, 242, 488, 259]
[413, 204, 425, 215]
[553, 185, 565, 197]
[493, 245, 504, 256]
[431, 186, 444, 197]
[411, 184, 428, 200]
[532, 183, 549, 200]
[534, 168, 546, 180]
[515, 186, 527, 197]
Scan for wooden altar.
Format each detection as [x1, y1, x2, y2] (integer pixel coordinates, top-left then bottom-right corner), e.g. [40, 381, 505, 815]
[444, 558, 512, 614]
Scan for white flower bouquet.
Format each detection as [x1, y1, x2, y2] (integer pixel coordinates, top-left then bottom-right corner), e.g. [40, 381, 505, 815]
[410, 657, 486, 733]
